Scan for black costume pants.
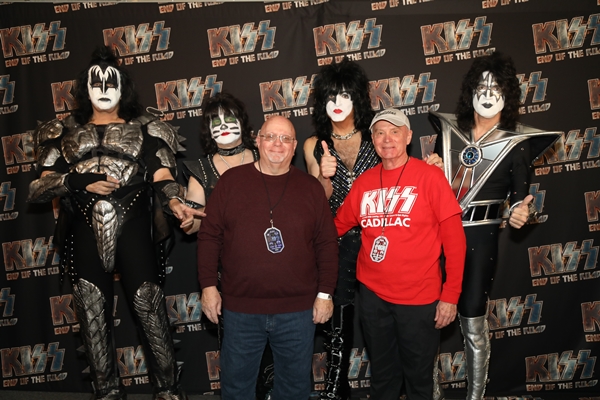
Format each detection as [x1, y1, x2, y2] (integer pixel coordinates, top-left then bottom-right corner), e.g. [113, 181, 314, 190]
[458, 224, 499, 318]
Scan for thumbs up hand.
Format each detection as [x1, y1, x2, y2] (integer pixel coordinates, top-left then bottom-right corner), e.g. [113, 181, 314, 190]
[509, 194, 535, 229]
[319, 141, 338, 179]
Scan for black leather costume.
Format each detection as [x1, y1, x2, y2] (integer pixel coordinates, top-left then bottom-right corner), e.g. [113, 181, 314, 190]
[183, 149, 259, 201]
[28, 114, 187, 400]
[313, 137, 379, 400]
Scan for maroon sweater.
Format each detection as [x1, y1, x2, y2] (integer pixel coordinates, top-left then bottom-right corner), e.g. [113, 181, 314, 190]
[197, 163, 339, 314]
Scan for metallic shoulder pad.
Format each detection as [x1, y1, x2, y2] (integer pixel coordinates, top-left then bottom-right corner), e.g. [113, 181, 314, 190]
[146, 119, 184, 154]
[34, 119, 65, 149]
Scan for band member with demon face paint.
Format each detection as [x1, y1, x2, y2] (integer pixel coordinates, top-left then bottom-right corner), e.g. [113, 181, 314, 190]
[181, 92, 258, 235]
[28, 46, 199, 400]
[87, 64, 121, 112]
[427, 52, 560, 400]
[303, 57, 380, 400]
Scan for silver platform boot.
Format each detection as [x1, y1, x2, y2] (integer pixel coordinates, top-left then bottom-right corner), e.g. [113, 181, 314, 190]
[460, 315, 490, 400]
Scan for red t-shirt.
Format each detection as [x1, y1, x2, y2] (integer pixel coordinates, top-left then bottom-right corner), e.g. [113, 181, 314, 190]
[335, 158, 465, 305]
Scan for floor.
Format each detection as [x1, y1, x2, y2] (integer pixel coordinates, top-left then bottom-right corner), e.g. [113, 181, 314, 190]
[0, 392, 214, 400]
[0, 393, 380, 400]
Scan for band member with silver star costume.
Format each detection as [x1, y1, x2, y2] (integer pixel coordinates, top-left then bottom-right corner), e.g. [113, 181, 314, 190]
[28, 46, 200, 400]
[426, 52, 560, 400]
[304, 57, 380, 400]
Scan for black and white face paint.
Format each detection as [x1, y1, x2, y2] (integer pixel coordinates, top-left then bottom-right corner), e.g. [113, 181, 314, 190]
[87, 65, 122, 111]
[326, 90, 353, 122]
[472, 71, 504, 119]
[210, 107, 242, 146]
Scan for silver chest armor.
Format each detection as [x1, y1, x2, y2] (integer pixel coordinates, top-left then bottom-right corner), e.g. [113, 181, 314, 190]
[29, 115, 181, 273]
[429, 112, 561, 226]
[62, 121, 143, 186]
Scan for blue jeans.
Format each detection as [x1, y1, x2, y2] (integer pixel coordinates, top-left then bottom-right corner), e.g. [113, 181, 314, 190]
[220, 308, 315, 400]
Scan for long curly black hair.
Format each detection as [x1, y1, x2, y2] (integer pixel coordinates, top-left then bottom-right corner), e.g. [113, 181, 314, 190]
[455, 51, 521, 132]
[199, 92, 256, 156]
[72, 46, 142, 125]
[311, 57, 375, 146]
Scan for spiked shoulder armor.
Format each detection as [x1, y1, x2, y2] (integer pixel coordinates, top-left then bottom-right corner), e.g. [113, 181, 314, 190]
[142, 114, 185, 155]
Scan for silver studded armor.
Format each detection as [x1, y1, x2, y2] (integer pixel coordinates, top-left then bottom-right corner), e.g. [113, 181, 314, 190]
[72, 279, 124, 399]
[29, 115, 182, 272]
[29, 114, 186, 400]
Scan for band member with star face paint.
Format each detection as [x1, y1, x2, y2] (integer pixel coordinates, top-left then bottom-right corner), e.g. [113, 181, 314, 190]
[181, 92, 258, 235]
[28, 46, 197, 400]
[427, 52, 560, 400]
[303, 58, 380, 400]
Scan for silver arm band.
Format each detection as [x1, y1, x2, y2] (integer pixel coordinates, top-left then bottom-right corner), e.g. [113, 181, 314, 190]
[161, 181, 186, 200]
[508, 201, 522, 215]
[508, 200, 538, 222]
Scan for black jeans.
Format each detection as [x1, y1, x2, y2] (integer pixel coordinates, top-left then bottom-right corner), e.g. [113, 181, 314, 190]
[358, 283, 439, 400]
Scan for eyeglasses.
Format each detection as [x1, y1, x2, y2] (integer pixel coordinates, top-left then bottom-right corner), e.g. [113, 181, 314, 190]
[258, 133, 296, 144]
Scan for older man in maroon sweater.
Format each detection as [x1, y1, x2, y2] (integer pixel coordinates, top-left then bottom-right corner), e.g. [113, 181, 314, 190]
[198, 116, 339, 400]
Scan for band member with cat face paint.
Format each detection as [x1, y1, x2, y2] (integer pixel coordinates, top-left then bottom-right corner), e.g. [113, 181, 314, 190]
[427, 52, 560, 400]
[182, 93, 277, 399]
[303, 57, 380, 400]
[28, 46, 198, 400]
[181, 92, 258, 235]
[210, 106, 243, 146]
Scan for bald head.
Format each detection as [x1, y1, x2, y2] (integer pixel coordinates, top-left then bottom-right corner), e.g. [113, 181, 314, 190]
[256, 116, 297, 175]
[261, 116, 296, 138]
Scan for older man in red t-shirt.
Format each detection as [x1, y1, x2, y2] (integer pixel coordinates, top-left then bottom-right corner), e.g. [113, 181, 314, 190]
[335, 108, 466, 400]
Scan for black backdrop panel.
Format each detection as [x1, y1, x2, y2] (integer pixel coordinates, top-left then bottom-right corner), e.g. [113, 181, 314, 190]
[1, 1, 599, 398]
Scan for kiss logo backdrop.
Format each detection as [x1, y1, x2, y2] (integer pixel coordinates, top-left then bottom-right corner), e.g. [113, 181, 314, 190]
[1, 1, 599, 398]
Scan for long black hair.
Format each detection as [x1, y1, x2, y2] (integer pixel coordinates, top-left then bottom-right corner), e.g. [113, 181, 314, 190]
[72, 46, 142, 125]
[455, 51, 521, 132]
[311, 57, 374, 146]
